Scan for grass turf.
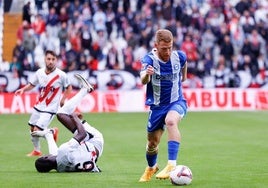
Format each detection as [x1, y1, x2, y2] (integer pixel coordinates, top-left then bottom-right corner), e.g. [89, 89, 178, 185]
[0, 111, 267, 188]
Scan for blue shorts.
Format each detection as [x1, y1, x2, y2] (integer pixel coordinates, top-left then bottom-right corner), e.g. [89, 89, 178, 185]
[147, 99, 187, 132]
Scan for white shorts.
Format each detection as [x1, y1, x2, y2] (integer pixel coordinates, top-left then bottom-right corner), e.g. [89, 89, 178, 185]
[28, 108, 55, 130]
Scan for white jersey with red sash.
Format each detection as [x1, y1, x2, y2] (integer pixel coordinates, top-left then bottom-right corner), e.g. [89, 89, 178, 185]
[29, 67, 70, 113]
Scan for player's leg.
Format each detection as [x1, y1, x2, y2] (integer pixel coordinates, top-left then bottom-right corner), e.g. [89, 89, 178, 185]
[57, 113, 76, 133]
[74, 73, 94, 93]
[57, 87, 88, 115]
[27, 110, 42, 156]
[139, 130, 163, 182]
[57, 73, 94, 132]
[139, 109, 164, 182]
[155, 111, 181, 179]
[35, 112, 58, 155]
[57, 73, 93, 116]
[156, 101, 187, 179]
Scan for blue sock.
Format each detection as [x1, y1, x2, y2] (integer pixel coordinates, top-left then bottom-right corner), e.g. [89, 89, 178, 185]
[168, 141, 180, 160]
[146, 154, 157, 167]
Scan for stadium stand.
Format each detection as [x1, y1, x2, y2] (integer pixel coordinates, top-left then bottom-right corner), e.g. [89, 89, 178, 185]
[0, 0, 268, 90]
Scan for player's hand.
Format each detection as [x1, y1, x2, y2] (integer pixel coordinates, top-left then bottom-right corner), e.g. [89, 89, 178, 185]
[60, 100, 65, 107]
[146, 65, 154, 75]
[15, 89, 23, 96]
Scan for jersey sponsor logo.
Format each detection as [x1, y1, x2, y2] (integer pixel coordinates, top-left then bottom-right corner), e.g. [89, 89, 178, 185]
[155, 73, 178, 81]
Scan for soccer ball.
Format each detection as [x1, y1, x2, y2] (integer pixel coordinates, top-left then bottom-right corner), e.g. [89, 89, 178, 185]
[169, 165, 193, 186]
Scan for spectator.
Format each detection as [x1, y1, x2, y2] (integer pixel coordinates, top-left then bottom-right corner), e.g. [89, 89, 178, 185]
[46, 7, 59, 38]
[81, 1, 92, 28]
[80, 24, 92, 51]
[12, 39, 26, 67]
[92, 7, 107, 32]
[68, 29, 81, 53]
[235, 0, 250, 15]
[213, 56, 230, 88]
[240, 10, 255, 34]
[58, 7, 69, 24]
[248, 29, 265, 62]
[10, 56, 23, 78]
[89, 42, 103, 64]
[115, 6, 125, 38]
[65, 46, 79, 72]
[22, 29, 36, 70]
[220, 35, 234, 64]
[200, 28, 216, 55]
[181, 34, 199, 75]
[58, 22, 68, 48]
[35, 0, 43, 12]
[39, 29, 60, 55]
[16, 21, 30, 41]
[106, 44, 119, 70]
[22, 1, 32, 24]
[77, 54, 88, 71]
[32, 14, 46, 42]
[105, 4, 115, 40]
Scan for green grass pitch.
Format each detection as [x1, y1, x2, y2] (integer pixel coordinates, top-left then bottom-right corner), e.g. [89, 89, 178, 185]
[0, 111, 267, 188]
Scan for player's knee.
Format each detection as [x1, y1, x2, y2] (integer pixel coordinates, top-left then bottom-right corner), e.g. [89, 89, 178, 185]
[146, 145, 158, 155]
[165, 118, 178, 127]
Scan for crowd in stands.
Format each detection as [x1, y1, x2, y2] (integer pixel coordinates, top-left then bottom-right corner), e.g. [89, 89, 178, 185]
[1, 0, 268, 89]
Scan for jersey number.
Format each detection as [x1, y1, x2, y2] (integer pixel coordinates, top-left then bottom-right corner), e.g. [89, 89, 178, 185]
[75, 161, 94, 172]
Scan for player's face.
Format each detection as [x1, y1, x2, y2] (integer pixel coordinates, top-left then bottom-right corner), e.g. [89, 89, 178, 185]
[45, 53, 57, 72]
[155, 41, 173, 62]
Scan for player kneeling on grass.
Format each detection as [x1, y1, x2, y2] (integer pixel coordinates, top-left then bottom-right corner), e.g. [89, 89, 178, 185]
[34, 74, 104, 172]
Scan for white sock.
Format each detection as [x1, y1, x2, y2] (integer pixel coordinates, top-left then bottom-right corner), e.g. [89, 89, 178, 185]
[168, 160, 176, 166]
[31, 134, 41, 151]
[45, 131, 58, 155]
[57, 88, 87, 114]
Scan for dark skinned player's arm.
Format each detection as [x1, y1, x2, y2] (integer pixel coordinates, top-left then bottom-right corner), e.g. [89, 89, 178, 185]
[69, 113, 87, 143]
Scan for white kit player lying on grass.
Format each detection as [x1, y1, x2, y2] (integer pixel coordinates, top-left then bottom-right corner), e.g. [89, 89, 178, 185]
[33, 74, 104, 172]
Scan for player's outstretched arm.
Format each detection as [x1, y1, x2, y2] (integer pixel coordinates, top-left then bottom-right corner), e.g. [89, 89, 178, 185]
[15, 83, 35, 95]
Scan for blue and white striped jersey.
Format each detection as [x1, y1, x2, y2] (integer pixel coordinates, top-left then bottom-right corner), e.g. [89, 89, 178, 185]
[141, 49, 187, 106]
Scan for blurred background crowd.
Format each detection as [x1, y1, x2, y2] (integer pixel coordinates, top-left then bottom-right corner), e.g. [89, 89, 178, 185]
[1, 0, 268, 89]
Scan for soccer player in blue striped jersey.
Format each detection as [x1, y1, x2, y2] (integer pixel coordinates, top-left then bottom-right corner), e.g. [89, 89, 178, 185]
[139, 29, 188, 182]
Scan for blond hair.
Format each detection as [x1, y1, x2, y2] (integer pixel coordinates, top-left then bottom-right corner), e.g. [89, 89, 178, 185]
[155, 29, 173, 43]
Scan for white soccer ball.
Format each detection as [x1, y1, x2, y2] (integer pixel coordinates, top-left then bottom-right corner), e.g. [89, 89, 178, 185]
[169, 165, 193, 186]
